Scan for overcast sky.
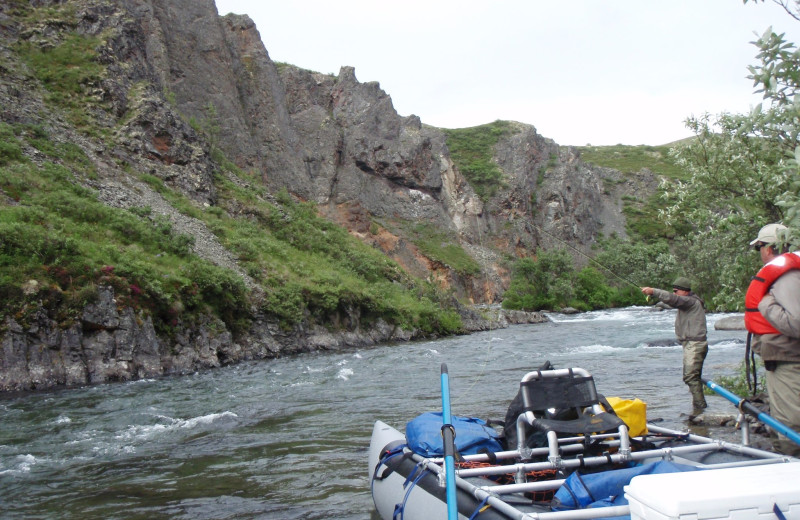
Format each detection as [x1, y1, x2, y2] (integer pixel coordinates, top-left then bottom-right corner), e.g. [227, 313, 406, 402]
[213, 1, 800, 146]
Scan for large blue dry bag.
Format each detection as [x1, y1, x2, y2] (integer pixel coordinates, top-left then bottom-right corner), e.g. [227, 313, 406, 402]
[552, 460, 701, 514]
[405, 412, 503, 457]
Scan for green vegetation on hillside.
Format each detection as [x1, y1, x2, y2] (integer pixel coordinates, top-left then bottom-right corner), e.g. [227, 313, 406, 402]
[1, 14, 464, 337]
[574, 143, 689, 179]
[0, 120, 462, 336]
[393, 221, 480, 276]
[0, 122, 234, 331]
[17, 33, 109, 137]
[443, 120, 518, 200]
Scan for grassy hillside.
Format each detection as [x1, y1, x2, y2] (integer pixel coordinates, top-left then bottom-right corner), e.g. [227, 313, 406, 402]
[0, 9, 464, 338]
[0, 120, 463, 336]
[575, 142, 690, 180]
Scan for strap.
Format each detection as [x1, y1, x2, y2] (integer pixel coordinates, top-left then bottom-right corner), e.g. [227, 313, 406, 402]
[394, 466, 430, 520]
[597, 394, 618, 416]
[402, 461, 425, 489]
[574, 472, 594, 507]
[774, 503, 788, 520]
[468, 495, 491, 520]
[478, 447, 497, 465]
[560, 477, 581, 509]
[751, 337, 758, 394]
[373, 451, 411, 482]
[745, 332, 757, 395]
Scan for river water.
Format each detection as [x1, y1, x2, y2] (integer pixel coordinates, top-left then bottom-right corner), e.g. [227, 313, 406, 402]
[0, 307, 749, 519]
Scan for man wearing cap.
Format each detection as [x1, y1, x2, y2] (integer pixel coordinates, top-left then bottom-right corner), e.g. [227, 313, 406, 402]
[642, 277, 708, 420]
[745, 223, 800, 456]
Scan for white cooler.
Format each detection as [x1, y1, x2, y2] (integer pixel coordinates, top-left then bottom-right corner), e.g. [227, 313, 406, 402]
[624, 462, 800, 520]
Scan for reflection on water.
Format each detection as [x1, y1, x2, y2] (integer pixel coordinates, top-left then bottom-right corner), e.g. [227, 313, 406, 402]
[0, 307, 750, 519]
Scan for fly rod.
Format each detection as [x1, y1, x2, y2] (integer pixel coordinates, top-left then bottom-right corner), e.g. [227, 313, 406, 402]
[533, 223, 644, 292]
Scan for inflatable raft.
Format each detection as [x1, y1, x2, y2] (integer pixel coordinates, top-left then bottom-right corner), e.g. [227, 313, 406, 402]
[368, 366, 800, 520]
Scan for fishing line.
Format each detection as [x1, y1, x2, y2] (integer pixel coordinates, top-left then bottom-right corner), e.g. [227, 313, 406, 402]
[532, 223, 644, 293]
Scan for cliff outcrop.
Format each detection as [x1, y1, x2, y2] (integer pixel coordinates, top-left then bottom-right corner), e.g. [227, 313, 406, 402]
[138, 0, 651, 301]
[0, 0, 652, 391]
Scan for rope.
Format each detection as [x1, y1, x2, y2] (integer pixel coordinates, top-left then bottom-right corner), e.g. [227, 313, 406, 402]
[393, 463, 430, 520]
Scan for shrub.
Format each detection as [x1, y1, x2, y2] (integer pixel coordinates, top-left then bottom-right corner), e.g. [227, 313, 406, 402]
[0, 140, 23, 166]
[574, 267, 614, 310]
[502, 250, 575, 311]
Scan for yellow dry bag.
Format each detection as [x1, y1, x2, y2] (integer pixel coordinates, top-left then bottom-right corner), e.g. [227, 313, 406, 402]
[606, 397, 648, 437]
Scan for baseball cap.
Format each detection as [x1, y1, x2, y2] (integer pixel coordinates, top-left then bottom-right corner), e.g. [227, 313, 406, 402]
[750, 223, 787, 246]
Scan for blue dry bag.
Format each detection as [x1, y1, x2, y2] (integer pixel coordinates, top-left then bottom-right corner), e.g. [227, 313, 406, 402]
[405, 412, 503, 457]
[552, 460, 701, 514]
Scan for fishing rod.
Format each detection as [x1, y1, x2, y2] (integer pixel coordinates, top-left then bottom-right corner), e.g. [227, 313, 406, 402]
[703, 378, 800, 447]
[533, 222, 644, 293]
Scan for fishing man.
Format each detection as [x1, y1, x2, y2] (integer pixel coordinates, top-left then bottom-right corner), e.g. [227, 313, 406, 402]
[641, 277, 708, 420]
[745, 223, 800, 456]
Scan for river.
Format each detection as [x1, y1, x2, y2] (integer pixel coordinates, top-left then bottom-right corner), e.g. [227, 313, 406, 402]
[0, 307, 749, 519]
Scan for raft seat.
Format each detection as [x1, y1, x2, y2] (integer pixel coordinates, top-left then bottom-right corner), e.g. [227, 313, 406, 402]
[515, 367, 628, 464]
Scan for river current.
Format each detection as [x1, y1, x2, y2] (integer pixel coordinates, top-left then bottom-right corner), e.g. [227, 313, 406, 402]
[0, 307, 749, 519]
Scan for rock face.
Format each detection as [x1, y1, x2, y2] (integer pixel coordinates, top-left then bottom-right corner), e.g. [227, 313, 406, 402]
[0, 0, 650, 391]
[0, 286, 546, 391]
[142, 0, 648, 302]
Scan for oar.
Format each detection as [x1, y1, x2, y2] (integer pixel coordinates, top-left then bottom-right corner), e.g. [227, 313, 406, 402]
[703, 378, 800, 447]
[440, 363, 458, 520]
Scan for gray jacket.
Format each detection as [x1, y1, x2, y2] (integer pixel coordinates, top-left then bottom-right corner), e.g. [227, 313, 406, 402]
[652, 289, 707, 342]
[753, 270, 800, 362]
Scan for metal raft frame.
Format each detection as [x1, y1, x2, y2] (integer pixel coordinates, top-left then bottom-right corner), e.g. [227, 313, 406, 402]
[400, 425, 792, 520]
[376, 367, 797, 520]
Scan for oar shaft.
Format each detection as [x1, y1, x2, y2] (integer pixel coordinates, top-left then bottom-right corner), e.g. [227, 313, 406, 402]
[441, 364, 458, 520]
[704, 379, 800, 446]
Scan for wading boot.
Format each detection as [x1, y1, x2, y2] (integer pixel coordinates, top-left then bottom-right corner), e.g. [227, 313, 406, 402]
[688, 406, 706, 422]
[689, 387, 707, 422]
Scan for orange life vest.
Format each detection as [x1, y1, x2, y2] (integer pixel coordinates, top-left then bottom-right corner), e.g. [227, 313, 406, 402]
[744, 252, 800, 334]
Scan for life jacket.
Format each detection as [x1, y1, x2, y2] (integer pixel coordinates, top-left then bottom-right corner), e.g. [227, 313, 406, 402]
[744, 252, 800, 334]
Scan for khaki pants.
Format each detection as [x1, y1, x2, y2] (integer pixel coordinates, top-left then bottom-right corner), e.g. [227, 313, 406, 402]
[765, 361, 800, 457]
[682, 340, 708, 410]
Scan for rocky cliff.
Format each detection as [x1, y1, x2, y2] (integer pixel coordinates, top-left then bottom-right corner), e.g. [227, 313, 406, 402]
[0, 0, 654, 391]
[121, 0, 654, 302]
